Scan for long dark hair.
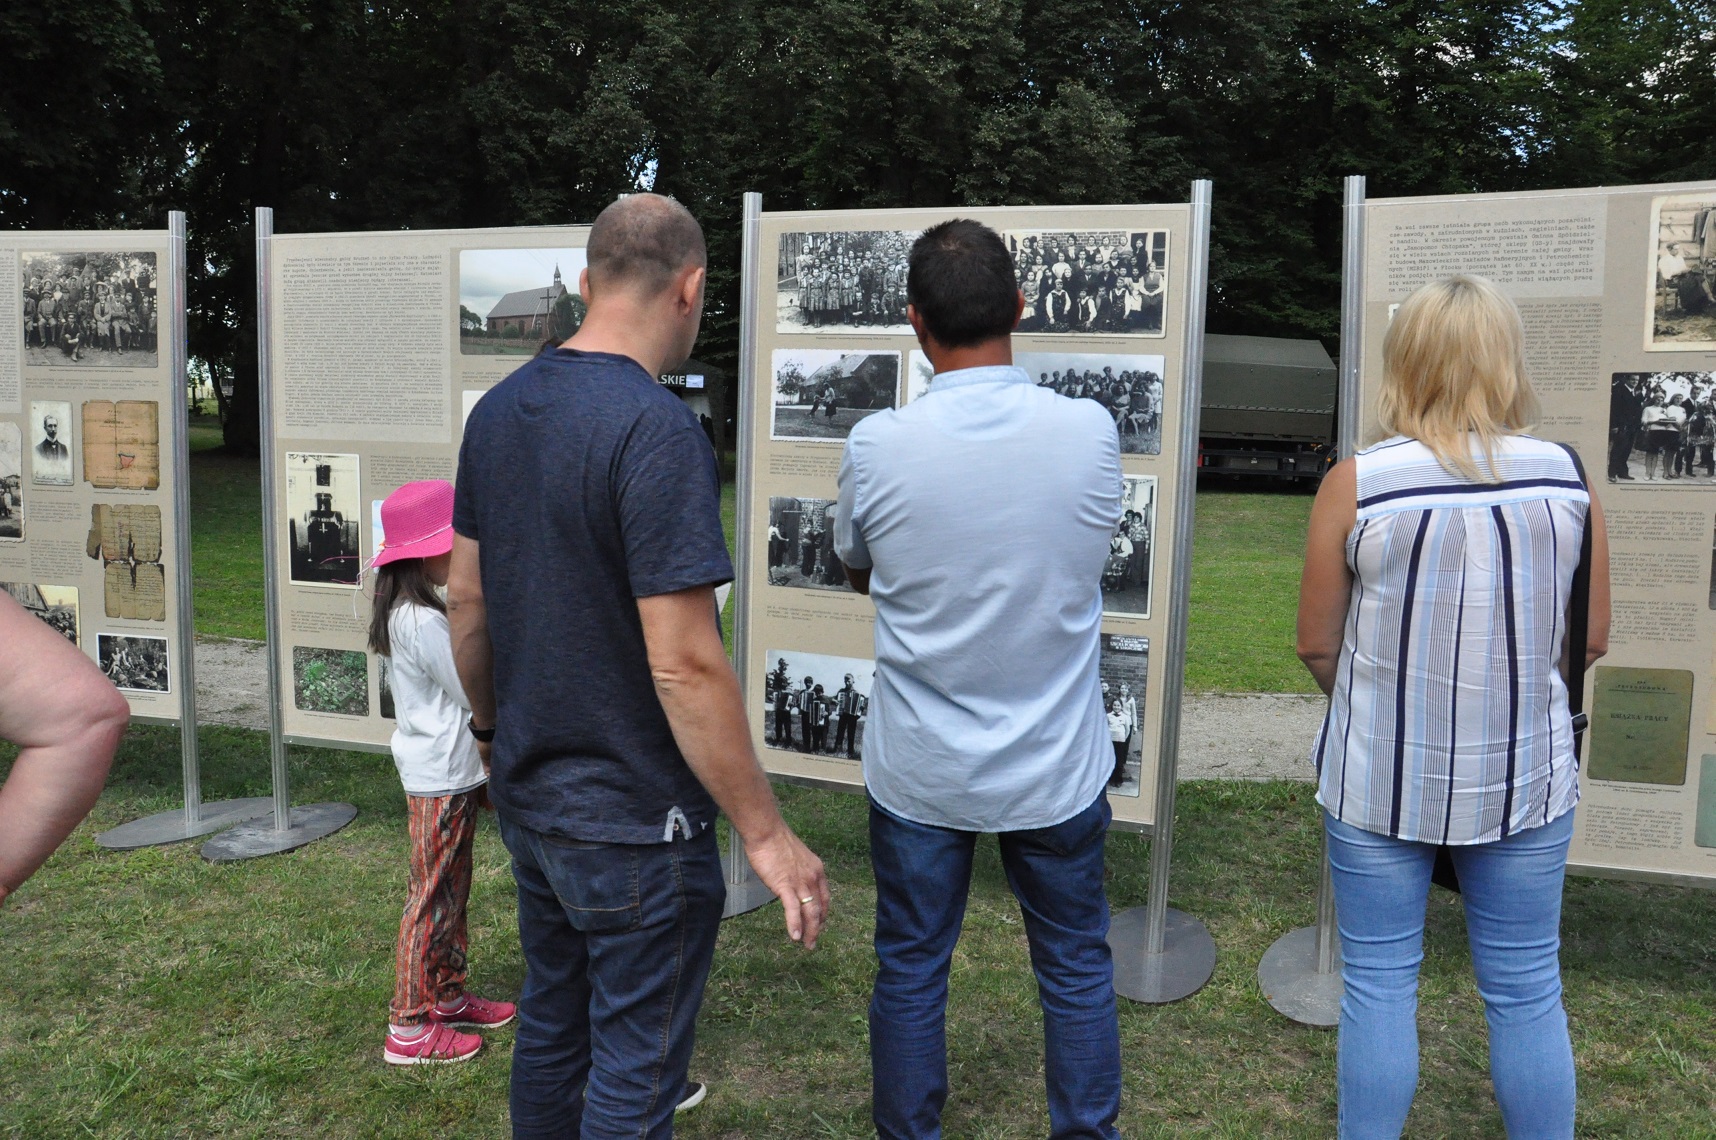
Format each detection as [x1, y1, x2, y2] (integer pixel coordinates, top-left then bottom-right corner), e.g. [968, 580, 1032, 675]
[368, 558, 445, 656]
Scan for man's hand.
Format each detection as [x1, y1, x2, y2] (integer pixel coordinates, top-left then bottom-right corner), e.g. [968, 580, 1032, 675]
[744, 827, 830, 949]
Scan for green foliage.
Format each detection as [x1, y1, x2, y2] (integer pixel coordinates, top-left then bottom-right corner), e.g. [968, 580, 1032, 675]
[5, 0, 1710, 451]
[292, 647, 369, 716]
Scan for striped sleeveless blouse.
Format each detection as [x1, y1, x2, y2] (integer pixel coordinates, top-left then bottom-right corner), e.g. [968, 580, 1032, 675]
[1313, 434, 1589, 845]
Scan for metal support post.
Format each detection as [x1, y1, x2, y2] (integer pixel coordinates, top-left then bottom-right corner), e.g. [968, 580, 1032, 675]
[1256, 174, 1364, 1023]
[722, 819, 779, 919]
[203, 207, 356, 862]
[717, 190, 776, 918]
[1107, 181, 1218, 1003]
[97, 210, 272, 849]
[1257, 835, 1343, 1025]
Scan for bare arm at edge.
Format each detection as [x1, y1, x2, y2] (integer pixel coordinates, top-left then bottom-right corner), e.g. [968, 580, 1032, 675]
[638, 585, 830, 949]
[447, 534, 496, 766]
[1296, 458, 1358, 697]
[841, 564, 871, 595]
[0, 592, 129, 908]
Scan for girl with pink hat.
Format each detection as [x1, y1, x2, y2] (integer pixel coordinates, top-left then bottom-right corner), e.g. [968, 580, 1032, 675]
[367, 479, 516, 1065]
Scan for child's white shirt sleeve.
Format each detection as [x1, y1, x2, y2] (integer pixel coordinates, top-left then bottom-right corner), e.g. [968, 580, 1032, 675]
[414, 609, 473, 714]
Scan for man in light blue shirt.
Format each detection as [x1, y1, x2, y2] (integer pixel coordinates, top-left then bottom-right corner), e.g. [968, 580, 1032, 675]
[834, 219, 1123, 1140]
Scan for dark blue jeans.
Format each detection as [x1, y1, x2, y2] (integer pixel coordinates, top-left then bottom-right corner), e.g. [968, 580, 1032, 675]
[498, 815, 725, 1140]
[868, 793, 1121, 1140]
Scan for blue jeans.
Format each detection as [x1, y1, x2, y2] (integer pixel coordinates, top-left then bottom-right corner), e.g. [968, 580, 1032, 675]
[868, 793, 1121, 1140]
[498, 815, 725, 1140]
[1325, 809, 1576, 1139]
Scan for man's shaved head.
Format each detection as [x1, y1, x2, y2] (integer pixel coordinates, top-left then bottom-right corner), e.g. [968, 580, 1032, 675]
[585, 193, 707, 296]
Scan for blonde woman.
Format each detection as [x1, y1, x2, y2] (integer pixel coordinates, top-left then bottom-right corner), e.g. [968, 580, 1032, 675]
[1297, 275, 1610, 1139]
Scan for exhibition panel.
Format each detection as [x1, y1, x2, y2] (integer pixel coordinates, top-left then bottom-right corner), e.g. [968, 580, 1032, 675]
[734, 200, 1200, 832]
[0, 225, 187, 723]
[260, 222, 590, 753]
[1355, 178, 1716, 886]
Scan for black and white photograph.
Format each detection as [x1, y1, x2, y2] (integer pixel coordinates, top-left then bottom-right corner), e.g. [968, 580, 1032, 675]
[766, 496, 853, 592]
[0, 422, 21, 541]
[776, 230, 915, 335]
[285, 452, 361, 586]
[1099, 634, 1150, 797]
[379, 655, 396, 719]
[293, 646, 370, 717]
[762, 649, 874, 760]
[99, 633, 169, 693]
[1022, 351, 1167, 455]
[22, 251, 159, 368]
[771, 349, 900, 442]
[905, 351, 934, 404]
[459, 247, 588, 356]
[1, 583, 78, 644]
[29, 401, 73, 487]
[1103, 477, 1157, 619]
[1607, 372, 1716, 485]
[1648, 195, 1716, 351]
[1709, 519, 1716, 609]
[1007, 230, 1168, 336]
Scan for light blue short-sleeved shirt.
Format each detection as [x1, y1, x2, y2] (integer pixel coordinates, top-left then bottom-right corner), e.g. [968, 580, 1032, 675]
[835, 364, 1123, 832]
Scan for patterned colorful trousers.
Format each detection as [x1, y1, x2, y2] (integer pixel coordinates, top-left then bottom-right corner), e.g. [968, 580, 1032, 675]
[391, 790, 478, 1027]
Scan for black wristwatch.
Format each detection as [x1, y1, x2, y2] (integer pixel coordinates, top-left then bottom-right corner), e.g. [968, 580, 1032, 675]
[468, 718, 496, 743]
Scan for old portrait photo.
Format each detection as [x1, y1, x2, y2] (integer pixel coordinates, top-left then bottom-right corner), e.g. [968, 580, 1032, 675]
[767, 496, 853, 592]
[1022, 351, 1167, 455]
[1099, 634, 1150, 797]
[771, 349, 900, 442]
[0, 422, 22, 540]
[1, 583, 78, 644]
[1647, 194, 1716, 351]
[22, 251, 159, 367]
[763, 649, 875, 760]
[285, 452, 361, 585]
[293, 646, 370, 716]
[29, 401, 73, 486]
[379, 655, 396, 719]
[1103, 477, 1157, 619]
[776, 230, 915, 335]
[459, 247, 588, 356]
[99, 633, 169, 693]
[1007, 230, 1168, 336]
[1607, 371, 1716, 484]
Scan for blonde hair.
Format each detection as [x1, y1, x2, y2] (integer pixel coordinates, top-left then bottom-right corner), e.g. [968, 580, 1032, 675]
[1377, 274, 1539, 482]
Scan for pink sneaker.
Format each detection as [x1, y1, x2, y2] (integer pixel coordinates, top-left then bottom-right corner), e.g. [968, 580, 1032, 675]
[429, 994, 517, 1030]
[383, 1023, 482, 1065]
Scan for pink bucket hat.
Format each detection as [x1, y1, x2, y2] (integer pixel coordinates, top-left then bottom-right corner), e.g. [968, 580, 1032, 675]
[371, 480, 456, 570]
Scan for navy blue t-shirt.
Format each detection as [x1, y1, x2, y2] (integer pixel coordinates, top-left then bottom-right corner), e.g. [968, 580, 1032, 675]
[453, 348, 732, 843]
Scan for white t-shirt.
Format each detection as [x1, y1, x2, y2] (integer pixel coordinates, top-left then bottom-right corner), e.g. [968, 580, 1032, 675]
[387, 600, 486, 797]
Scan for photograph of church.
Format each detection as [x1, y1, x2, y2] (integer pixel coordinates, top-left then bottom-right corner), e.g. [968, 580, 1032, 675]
[458, 247, 589, 355]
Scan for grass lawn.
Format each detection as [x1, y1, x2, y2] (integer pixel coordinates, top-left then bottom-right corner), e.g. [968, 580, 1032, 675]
[2, 730, 1714, 1137]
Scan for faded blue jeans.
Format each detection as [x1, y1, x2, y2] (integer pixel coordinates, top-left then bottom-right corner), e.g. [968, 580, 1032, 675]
[498, 815, 725, 1140]
[868, 793, 1121, 1140]
[1325, 809, 1576, 1139]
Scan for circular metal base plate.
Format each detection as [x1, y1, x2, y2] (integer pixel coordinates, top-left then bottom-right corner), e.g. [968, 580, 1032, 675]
[199, 803, 358, 863]
[95, 797, 277, 850]
[720, 847, 779, 919]
[1108, 906, 1217, 1004]
[1257, 925, 1344, 1027]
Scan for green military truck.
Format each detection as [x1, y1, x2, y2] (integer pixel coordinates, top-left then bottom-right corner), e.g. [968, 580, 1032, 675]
[1198, 333, 1338, 483]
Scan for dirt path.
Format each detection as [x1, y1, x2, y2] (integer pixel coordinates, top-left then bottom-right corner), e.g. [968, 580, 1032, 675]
[192, 637, 1321, 781]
